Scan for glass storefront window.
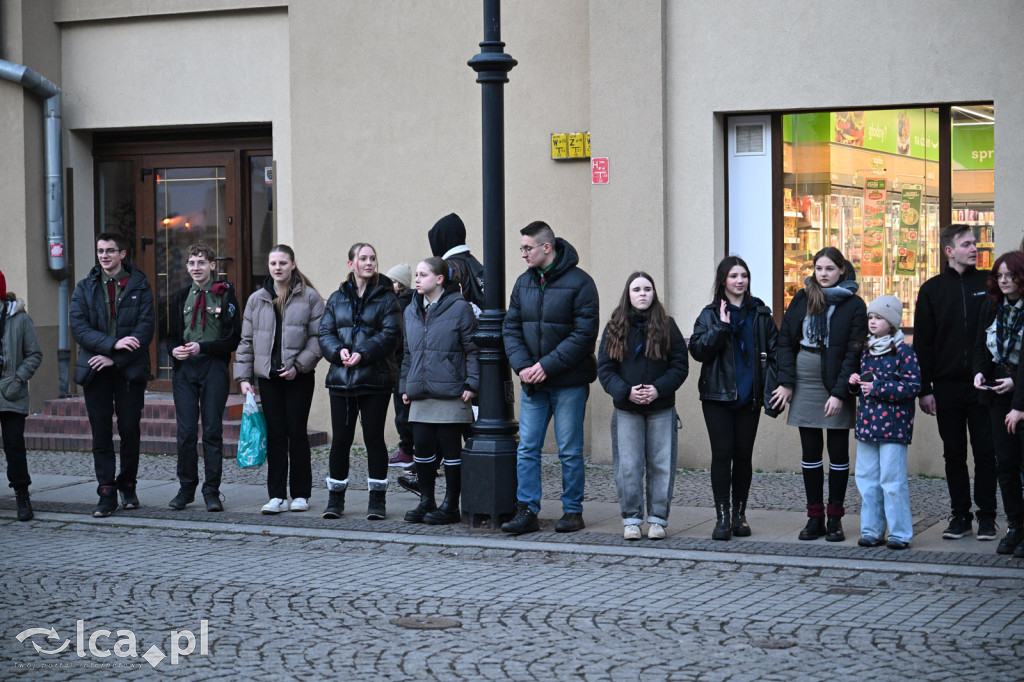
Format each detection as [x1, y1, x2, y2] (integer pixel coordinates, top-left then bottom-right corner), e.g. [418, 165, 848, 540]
[781, 105, 995, 327]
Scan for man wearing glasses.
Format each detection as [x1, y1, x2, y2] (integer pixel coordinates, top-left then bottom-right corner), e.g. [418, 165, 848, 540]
[914, 223, 997, 541]
[502, 221, 599, 534]
[70, 232, 155, 517]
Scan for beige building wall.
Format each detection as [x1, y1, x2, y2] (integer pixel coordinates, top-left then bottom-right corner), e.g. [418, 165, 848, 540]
[663, 0, 1024, 476]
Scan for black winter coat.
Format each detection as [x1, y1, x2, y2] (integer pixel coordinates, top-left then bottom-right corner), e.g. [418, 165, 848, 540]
[778, 287, 867, 400]
[597, 315, 688, 414]
[690, 299, 778, 407]
[166, 282, 242, 368]
[70, 263, 155, 385]
[400, 288, 479, 400]
[503, 238, 600, 388]
[913, 266, 990, 395]
[319, 276, 402, 395]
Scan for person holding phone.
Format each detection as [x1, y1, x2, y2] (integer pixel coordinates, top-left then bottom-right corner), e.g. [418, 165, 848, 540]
[973, 250, 1024, 556]
[849, 295, 920, 550]
[235, 245, 325, 515]
[689, 256, 779, 541]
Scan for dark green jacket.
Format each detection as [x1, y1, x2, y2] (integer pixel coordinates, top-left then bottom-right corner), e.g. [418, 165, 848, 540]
[0, 299, 43, 414]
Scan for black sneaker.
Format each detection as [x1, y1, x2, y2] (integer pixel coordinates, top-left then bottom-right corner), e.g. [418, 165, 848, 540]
[977, 517, 998, 541]
[886, 538, 910, 550]
[554, 512, 585, 533]
[997, 526, 1023, 555]
[15, 488, 33, 522]
[942, 514, 973, 539]
[168, 488, 195, 510]
[93, 486, 118, 518]
[396, 475, 420, 495]
[203, 491, 224, 512]
[119, 482, 140, 510]
[501, 503, 539, 535]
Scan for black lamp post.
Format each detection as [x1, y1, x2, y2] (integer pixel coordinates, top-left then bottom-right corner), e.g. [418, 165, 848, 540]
[462, 0, 519, 528]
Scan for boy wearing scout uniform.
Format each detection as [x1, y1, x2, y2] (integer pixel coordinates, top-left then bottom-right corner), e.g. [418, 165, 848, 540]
[168, 242, 242, 511]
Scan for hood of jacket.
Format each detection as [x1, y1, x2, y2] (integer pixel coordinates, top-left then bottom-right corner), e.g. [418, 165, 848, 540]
[532, 237, 580, 284]
[3, 298, 26, 318]
[428, 213, 467, 257]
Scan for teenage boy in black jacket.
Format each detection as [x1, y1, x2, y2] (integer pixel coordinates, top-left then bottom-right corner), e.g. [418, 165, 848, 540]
[167, 242, 242, 512]
[913, 224, 997, 540]
[70, 232, 155, 517]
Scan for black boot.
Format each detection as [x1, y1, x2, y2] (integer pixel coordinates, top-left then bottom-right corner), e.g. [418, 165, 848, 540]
[323, 478, 347, 519]
[424, 464, 461, 525]
[93, 485, 118, 518]
[501, 502, 539, 534]
[367, 485, 387, 521]
[731, 499, 751, 537]
[397, 474, 420, 495]
[15, 488, 33, 522]
[998, 524, 1024, 555]
[799, 517, 826, 540]
[404, 462, 438, 523]
[825, 516, 846, 542]
[712, 500, 731, 540]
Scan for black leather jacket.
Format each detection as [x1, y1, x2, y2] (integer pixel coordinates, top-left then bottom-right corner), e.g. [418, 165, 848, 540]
[319, 275, 402, 395]
[689, 299, 778, 409]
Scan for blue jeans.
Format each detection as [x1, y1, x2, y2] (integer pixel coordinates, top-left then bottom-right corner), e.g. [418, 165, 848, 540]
[611, 407, 678, 526]
[516, 384, 589, 514]
[855, 441, 913, 543]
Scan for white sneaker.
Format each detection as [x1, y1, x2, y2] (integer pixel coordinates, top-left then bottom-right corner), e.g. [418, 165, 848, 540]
[261, 498, 289, 514]
[623, 524, 642, 541]
[290, 498, 309, 512]
[648, 524, 666, 540]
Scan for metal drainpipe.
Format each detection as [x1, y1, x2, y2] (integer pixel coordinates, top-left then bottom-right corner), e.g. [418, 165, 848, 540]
[0, 58, 71, 396]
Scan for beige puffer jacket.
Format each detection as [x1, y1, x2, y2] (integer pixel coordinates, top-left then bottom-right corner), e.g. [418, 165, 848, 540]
[233, 278, 325, 383]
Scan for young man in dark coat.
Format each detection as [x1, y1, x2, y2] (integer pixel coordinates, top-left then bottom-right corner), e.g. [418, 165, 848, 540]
[501, 221, 599, 534]
[166, 242, 242, 512]
[70, 232, 155, 517]
[913, 224, 997, 540]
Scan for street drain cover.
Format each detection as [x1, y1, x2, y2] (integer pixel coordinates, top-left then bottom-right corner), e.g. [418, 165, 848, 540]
[391, 617, 461, 630]
[750, 638, 796, 650]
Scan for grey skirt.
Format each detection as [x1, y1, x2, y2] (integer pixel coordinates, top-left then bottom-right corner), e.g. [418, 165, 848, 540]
[786, 349, 855, 429]
[409, 397, 474, 424]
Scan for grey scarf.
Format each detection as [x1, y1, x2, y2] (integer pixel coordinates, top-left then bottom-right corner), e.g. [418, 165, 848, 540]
[802, 279, 858, 346]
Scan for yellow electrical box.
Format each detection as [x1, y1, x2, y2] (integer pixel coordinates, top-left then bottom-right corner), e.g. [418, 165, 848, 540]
[551, 134, 568, 159]
[568, 133, 586, 158]
[585, 132, 591, 158]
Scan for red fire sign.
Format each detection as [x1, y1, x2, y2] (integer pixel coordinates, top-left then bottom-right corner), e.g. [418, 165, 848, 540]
[591, 157, 609, 184]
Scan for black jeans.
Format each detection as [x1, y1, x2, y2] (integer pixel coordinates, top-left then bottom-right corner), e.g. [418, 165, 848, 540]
[1, 411, 30, 489]
[988, 395, 1024, 524]
[701, 401, 760, 503]
[329, 392, 391, 482]
[258, 371, 315, 500]
[172, 355, 231, 495]
[392, 388, 414, 451]
[83, 367, 145, 491]
[934, 381, 997, 519]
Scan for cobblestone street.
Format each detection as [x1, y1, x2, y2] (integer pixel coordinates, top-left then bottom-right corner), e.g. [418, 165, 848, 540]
[3, 447, 1023, 681]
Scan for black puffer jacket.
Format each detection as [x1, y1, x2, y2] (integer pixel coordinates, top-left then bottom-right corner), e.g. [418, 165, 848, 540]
[597, 314, 688, 414]
[778, 277, 867, 400]
[319, 275, 402, 396]
[400, 287, 479, 400]
[70, 263, 155, 385]
[689, 299, 778, 407]
[503, 238, 600, 388]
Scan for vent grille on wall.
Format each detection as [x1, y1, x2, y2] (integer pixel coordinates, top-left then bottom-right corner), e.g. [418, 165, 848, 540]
[735, 123, 765, 155]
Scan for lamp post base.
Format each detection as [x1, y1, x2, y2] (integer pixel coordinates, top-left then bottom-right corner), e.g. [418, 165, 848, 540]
[461, 434, 518, 529]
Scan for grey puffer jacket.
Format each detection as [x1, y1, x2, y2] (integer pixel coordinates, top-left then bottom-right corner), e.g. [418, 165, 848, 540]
[233, 277, 325, 383]
[0, 299, 43, 414]
[400, 288, 479, 400]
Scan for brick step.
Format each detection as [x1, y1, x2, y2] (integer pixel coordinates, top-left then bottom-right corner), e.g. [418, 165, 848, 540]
[24, 429, 329, 457]
[26, 392, 328, 456]
[39, 394, 250, 420]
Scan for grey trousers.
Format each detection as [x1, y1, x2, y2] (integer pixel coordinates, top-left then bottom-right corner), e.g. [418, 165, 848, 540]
[611, 407, 678, 526]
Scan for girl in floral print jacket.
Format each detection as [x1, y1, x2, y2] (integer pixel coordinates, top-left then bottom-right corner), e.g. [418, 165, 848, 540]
[848, 294, 921, 550]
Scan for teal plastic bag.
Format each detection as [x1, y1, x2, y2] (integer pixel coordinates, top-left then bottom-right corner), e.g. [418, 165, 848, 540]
[237, 393, 267, 468]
